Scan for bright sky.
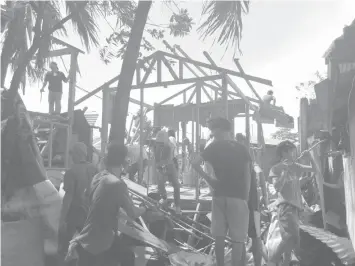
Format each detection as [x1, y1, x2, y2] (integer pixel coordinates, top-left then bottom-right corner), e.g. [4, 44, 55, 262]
[11, 0, 355, 139]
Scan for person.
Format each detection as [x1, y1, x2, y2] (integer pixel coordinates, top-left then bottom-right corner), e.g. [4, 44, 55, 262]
[235, 133, 263, 266]
[262, 90, 276, 106]
[203, 134, 214, 196]
[126, 143, 149, 184]
[267, 140, 315, 266]
[67, 143, 147, 266]
[192, 117, 252, 266]
[58, 142, 98, 265]
[167, 128, 179, 172]
[40, 62, 68, 114]
[154, 129, 181, 214]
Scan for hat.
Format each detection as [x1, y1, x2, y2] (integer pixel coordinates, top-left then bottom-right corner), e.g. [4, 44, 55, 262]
[71, 142, 87, 160]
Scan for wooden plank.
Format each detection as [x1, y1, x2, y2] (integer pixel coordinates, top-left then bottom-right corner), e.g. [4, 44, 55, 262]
[233, 59, 263, 101]
[141, 58, 156, 85]
[159, 50, 273, 86]
[161, 55, 179, 80]
[158, 83, 196, 105]
[202, 86, 213, 102]
[187, 88, 196, 103]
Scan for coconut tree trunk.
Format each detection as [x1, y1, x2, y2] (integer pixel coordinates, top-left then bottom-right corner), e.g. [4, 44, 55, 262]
[109, 0, 152, 144]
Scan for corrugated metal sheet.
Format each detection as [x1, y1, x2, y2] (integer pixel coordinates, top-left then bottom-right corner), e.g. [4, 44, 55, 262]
[300, 224, 355, 265]
[84, 112, 99, 127]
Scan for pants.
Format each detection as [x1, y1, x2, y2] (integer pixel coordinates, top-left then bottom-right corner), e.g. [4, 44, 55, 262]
[157, 163, 180, 207]
[128, 159, 148, 182]
[211, 197, 249, 243]
[76, 234, 138, 266]
[48, 91, 62, 114]
[58, 224, 83, 266]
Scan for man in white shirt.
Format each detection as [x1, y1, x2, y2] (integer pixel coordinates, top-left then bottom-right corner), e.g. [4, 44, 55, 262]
[168, 129, 179, 172]
[126, 143, 148, 183]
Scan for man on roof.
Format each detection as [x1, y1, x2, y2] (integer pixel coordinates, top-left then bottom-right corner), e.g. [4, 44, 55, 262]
[40, 62, 68, 115]
[262, 90, 276, 106]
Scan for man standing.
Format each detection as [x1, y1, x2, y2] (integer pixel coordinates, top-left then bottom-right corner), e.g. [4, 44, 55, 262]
[167, 128, 179, 172]
[126, 143, 149, 184]
[41, 62, 68, 114]
[58, 142, 98, 265]
[154, 129, 181, 214]
[68, 143, 147, 266]
[192, 117, 251, 266]
[268, 140, 315, 266]
[236, 133, 263, 266]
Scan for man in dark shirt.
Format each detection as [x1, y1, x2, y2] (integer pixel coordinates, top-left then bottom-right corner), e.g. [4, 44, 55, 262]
[192, 117, 251, 266]
[58, 142, 98, 265]
[69, 143, 147, 266]
[41, 62, 68, 114]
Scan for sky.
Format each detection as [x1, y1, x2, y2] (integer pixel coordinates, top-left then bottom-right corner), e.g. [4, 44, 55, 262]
[8, 0, 355, 139]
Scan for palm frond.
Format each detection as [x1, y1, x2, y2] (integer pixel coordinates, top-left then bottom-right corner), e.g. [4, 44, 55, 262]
[65, 1, 100, 52]
[197, 0, 250, 53]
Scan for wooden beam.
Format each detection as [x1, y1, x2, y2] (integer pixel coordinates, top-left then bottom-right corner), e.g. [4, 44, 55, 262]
[158, 50, 273, 86]
[195, 83, 202, 200]
[157, 56, 162, 83]
[66, 51, 78, 168]
[202, 86, 213, 102]
[52, 36, 85, 54]
[233, 59, 263, 101]
[245, 104, 250, 148]
[179, 59, 183, 79]
[101, 86, 110, 154]
[174, 44, 223, 89]
[130, 74, 222, 90]
[140, 58, 156, 85]
[32, 48, 72, 60]
[158, 83, 196, 105]
[138, 64, 145, 183]
[203, 51, 257, 111]
[222, 75, 228, 118]
[74, 75, 120, 106]
[187, 88, 197, 103]
[161, 55, 179, 80]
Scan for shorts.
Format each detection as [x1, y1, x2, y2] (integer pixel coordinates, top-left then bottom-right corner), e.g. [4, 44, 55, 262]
[48, 91, 62, 104]
[211, 196, 249, 243]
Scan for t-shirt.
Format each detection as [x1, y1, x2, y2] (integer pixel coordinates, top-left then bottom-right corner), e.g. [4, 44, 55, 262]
[269, 163, 303, 209]
[63, 162, 98, 228]
[201, 140, 251, 200]
[45, 71, 66, 92]
[75, 170, 136, 255]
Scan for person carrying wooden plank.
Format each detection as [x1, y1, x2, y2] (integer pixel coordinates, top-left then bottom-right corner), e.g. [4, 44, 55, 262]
[65, 143, 148, 266]
[192, 117, 252, 266]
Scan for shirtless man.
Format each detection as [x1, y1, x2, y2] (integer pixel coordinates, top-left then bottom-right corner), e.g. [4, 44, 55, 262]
[263, 90, 276, 106]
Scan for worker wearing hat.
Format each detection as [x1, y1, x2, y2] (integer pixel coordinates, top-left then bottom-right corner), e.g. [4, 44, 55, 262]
[154, 129, 181, 214]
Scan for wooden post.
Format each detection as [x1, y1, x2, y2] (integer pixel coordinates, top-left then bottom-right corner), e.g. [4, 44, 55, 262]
[222, 75, 228, 118]
[157, 55, 162, 83]
[138, 64, 145, 183]
[48, 122, 54, 168]
[65, 51, 78, 168]
[182, 91, 187, 172]
[245, 104, 250, 148]
[101, 87, 110, 155]
[299, 98, 309, 155]
[195, 82, 202, 201]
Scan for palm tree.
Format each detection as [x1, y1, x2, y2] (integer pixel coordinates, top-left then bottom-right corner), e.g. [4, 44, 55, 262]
[109, 0, 250, 144]
[1, 1, 134, 100]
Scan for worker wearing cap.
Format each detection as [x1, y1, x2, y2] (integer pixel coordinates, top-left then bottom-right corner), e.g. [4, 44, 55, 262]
[154, 129, 181, 214]
[58, 142, 98, 264]
[267, 140, 315, 266]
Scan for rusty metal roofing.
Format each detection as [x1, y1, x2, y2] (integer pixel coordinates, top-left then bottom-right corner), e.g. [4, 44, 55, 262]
[84, 112, 99, 127]
[300, 223, 355, 265]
